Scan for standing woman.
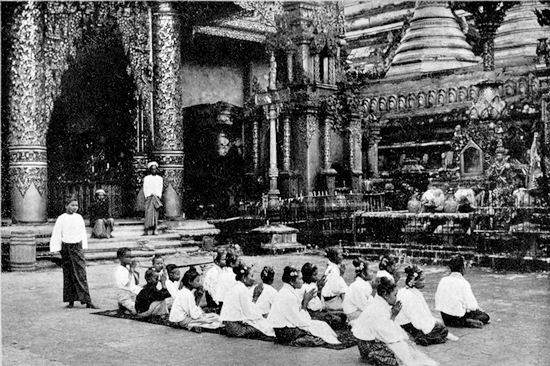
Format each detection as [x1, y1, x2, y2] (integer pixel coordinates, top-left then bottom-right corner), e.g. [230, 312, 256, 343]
[50, 196, 98, 309]
[143, 161, 163, 235]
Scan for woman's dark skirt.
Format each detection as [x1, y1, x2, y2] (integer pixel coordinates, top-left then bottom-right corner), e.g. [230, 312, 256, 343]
[308, 310, 347, 330]
[274, 327, 325, 347]
[224, 321, 275, 341]
[357, 339, 399, 366]
[441, 310, 490, 327]
[61, 242, 91, 304]
[401, 322, 448, 346]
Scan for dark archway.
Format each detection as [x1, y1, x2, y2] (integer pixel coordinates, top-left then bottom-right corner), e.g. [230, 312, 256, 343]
[183, 102, 248, 219]
[47, 24, 136, 218]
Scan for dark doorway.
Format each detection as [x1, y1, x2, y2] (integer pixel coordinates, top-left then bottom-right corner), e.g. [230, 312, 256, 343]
[47, 24, 136, 218]
[183, 102, 247, 219]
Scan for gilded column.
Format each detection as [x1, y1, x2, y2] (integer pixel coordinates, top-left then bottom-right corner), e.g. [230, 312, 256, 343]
[322, 114, 337, 194]
[286, 52, 294, 83]
[367, 120, 381, 178]
[279, 113, 294, 198]
[349, 114, 363, 192]
[152, 3, 184, 219]
[8, 3, 48, 223]
[252, 119, 260, 173]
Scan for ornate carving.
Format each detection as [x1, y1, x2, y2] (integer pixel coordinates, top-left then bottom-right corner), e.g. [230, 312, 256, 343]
[162, 168, 184, 196]
[283, 116, 291, 171]
[252, 119, 259, 172]
[388, 95, 397, 111]
[10, 166, 47, 197]
[8, 2, 47, 147]
[9, 147, 47, 164]
[155, 152, 185, 167]
[297, 113, 319, 147]
[153, 4, 184, 151]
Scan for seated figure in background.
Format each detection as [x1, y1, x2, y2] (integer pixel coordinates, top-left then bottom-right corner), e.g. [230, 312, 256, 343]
[89, 189, 114, 239]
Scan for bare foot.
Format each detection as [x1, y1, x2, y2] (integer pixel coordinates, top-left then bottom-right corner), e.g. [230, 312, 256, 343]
[86, 303, 100, 309]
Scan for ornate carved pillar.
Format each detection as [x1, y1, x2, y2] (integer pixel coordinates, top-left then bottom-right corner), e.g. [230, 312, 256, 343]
[367, 121, 382, 178]
[293, 107, 320, 194]
[542, 95, 550, 201]
[8, 3, 48, 223]
[252, 119, 260, 173]
[321, 114, 337, 194]
[279, 113, 297, 198]
[286, 52, 294, 83]
[349, 114, 363, 192]
[152, 3, 184, 219]
[312, 53, 321, 84]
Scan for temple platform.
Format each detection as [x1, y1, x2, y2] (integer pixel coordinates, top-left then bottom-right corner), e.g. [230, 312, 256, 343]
[0, 219, 219, 268]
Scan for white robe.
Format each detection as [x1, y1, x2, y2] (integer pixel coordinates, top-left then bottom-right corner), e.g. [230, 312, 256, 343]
[220, 282, 275, 336]
[343, 277, 373, 323]
[268, 284, 340, 344]
[435, 272, 479, 317]
[214, 267, 236, 304]
[255, 283, 278, 316]
[49, 213, 88, 252]
[353, 295, 438, 366]
[396, 288, 437, 334]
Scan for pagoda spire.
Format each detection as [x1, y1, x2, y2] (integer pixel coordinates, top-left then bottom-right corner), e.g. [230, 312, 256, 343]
[386, 1, 478, 77]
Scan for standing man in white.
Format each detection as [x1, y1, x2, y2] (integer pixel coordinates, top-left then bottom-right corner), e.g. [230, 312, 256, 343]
[143, 161, 163, 235]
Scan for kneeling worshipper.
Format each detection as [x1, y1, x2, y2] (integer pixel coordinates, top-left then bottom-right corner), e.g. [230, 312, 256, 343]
[435, 256, 490, 328]
[213, 251, 238, 309]
[353, 277, 439, 366]
[376, 254, 400, 283]
[301, 263, 325, 312]
[114, 247, 142, 315]
[396, 266, 450, 346]
[220, 263, 275, 340]
[255, 266, 277, 317]
[89, 189, 114, 239]
[203, 249, 226, 309]
[268, 266, 340, 347]
[343, 258, 374, 325]
[169, 267, 222, 332]
[321, 248, 348, 311]
[135, 269, 171, 317]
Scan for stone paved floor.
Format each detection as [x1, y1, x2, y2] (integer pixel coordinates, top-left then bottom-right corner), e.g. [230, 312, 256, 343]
[2, 253, 549, 366]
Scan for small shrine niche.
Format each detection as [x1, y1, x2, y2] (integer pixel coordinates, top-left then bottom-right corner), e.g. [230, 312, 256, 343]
[460, 140, 483, 177]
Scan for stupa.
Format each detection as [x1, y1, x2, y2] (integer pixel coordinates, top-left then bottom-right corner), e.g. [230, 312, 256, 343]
[386, 1, 479, 77]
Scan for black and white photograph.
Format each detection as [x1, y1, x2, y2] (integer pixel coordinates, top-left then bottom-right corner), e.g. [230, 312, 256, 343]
[1, 0, 549, 365]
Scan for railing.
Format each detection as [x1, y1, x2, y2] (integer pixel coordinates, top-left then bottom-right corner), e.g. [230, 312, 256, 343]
[49, 181, 125, 218]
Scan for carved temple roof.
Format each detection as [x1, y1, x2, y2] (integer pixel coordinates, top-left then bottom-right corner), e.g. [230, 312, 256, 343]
[494, 0, 550, 67]
[386, 2, 478, 77]
[193, 1, 279, 43]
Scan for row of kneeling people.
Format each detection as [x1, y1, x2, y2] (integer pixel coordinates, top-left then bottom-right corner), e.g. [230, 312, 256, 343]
[114, 247, 489, 366]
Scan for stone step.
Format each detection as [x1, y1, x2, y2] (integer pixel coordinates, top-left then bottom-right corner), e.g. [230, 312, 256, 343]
[83, 246, 200, 261]
[354, 242, 477, 252]
[342, 246, 478, 262]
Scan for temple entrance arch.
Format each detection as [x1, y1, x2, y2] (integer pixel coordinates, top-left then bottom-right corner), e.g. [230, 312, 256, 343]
[47, 22, 137, 218]
[183, 102, 247, 219]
